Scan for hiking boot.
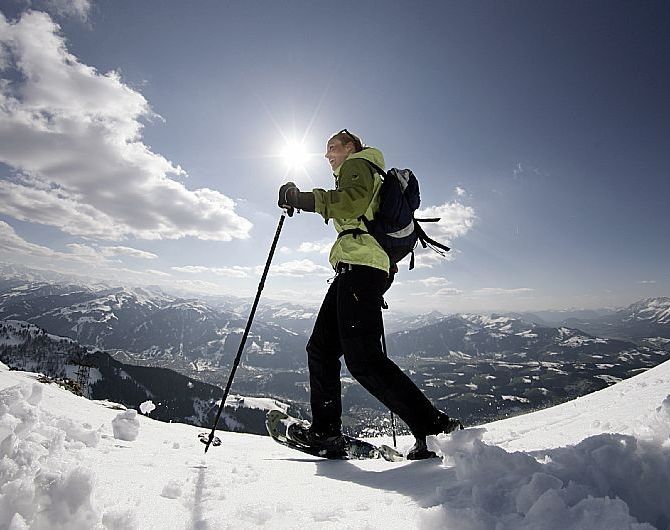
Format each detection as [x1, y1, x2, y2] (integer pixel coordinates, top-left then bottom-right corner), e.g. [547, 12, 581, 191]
[287, 423, 347, 459]
[406, 437, 438, 460]
[406, 414, 464, 460]
[428, 412, 464, 436]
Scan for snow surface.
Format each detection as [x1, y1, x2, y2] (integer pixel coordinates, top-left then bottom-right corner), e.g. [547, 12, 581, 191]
[0, 359, 669, 528]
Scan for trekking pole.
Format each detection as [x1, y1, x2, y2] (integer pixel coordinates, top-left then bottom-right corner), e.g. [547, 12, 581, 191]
[380, 307, 397, 448]
[202, 212, 286, 453]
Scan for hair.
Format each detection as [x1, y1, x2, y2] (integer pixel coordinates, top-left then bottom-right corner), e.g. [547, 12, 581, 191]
[329, 129, 364, 153]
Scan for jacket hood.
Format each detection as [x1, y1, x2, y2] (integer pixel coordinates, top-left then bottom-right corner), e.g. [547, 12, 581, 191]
[334, 147, 385, 176]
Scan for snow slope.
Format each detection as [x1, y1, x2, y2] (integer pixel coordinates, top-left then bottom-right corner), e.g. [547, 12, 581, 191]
[0, 359, 669, 529]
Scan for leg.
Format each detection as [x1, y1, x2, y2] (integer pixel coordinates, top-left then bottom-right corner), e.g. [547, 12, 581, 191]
[337, 266, 441, 437]
[306, 278, 343, 434]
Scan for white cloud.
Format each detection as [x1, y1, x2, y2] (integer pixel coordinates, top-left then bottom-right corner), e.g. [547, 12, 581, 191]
[0, 220, 58, 258]
[638, 280, 656, 285]
[435, 287, 463, 296]
[415, 201, 476, 241]
[455, 186, 466, 197]
[415, 277, 452, 288]
[42, 0, 91, 21]
[65, 243, 107, 262]
[0, 12, 252, 241]
[269, 259, 332, 277]
[412, 250, 453, 269]
[0, 221, 113, 267]
[0, 221, 244, 295]
[171, 265, 251, 278]
[146, 269, 171, 278]
[297, 241, 331, 254]
[99, 246, 158, 260]
[471, 287, 534, 297]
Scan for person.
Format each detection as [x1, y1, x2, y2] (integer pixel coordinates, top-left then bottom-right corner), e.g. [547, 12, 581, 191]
[277, 129, 462, 459]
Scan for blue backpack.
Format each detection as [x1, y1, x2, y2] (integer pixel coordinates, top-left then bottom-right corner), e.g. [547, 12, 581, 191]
[338, 162, 451, 270]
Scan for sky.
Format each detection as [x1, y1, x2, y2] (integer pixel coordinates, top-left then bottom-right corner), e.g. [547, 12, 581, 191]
[0, 0, 668, 313]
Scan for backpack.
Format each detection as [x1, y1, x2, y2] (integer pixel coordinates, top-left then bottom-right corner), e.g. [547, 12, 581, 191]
[338, 162, 451, 270]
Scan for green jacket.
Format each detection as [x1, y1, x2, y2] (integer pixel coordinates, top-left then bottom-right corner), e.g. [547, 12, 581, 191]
[312, 148, 390, 274]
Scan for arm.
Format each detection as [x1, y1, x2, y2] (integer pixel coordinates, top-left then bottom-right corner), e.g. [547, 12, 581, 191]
[312, 159, 375, 220]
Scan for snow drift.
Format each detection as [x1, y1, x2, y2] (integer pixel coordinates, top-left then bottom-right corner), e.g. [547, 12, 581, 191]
[0, 359, 668, 528]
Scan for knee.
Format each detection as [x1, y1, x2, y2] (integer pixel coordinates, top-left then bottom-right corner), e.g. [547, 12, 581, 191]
[307, 337, 339, 368]
[306, 335, 327, 358]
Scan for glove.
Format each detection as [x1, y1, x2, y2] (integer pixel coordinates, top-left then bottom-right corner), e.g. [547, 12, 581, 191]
[278, 182, 299, 217]
[278, 183, 316, 216]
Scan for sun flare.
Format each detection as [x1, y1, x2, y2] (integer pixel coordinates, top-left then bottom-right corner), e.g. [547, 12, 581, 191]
[281, 140, 310, 170]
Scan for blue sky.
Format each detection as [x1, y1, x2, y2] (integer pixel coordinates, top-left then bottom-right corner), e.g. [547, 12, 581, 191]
[0, 0, 668, 313]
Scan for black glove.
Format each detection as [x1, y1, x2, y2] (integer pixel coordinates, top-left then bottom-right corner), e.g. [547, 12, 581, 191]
[278, 182, 299, 217]
[278, 183, 316, 216]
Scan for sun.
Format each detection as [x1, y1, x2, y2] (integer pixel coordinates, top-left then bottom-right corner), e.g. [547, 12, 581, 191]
[281, 140, 310, 170]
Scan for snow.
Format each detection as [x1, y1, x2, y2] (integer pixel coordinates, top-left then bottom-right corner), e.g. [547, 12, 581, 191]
[0, 359, 669, 528]
[111, 409, 140, 441]
[223, 394, 289, 413]
[502, 395, 531, 403]
[139, 400, 156, 415]
[561, 335, 609, 347]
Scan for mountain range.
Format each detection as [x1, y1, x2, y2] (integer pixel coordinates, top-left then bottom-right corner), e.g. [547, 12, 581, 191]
[0, 320, 288, 435]
[1, 264, 669, 435]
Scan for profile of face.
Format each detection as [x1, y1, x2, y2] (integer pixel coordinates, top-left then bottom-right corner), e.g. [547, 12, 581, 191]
[324, 138, 355, 171]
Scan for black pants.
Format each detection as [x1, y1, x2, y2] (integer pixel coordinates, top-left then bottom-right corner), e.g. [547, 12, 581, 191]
[306, 264, 440, 437]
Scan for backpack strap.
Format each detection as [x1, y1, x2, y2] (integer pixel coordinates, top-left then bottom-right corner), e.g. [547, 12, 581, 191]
[337, 228, 368, 240]
[414, 220, 451, 253]
[359, 159, 387, 179]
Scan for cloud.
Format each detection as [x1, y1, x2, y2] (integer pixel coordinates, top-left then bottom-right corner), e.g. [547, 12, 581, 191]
[41, 0, 91, 21]
[0, 222, 161, 274]
[0, 221, 240, 295]
[412, 250, 453, 269]
[637, 280, 656, 285]
[0, 220, 58, 258]
[0, 11, 252, 242]
[65, 243, 107, 262]
[415, 277, 453, 288]
[297, 241, 331, 254]
[99, 246, 158, 260]
[435, 287, 463, 296]
[471, 287, 534, 297]
[269, 259, 331, 277]
[171, 265, 251, 278]
[455, 186, 466, 197]
[415, 201, 476, 241]
[146, 269, 171, 278]
[512, 162, 547, 182]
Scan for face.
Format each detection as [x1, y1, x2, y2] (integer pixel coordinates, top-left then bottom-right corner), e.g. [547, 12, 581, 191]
[324, 138, 353, 171]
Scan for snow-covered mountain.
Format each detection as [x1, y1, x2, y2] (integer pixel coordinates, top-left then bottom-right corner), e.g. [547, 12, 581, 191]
[1, 354, 668, 528]
[387, 312, 638, 358]
[507, 307, 617, 326]
[0, 281, 306, 371]
[382, 309, 448, 334]
[0, 320, 290, 434]
[563, 297, 670, 341]
[3, 273, 670, 432]
[383, 312, 670, 427]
